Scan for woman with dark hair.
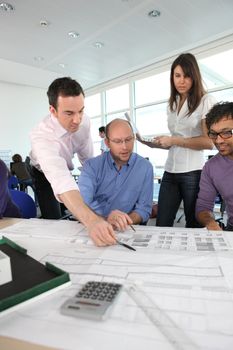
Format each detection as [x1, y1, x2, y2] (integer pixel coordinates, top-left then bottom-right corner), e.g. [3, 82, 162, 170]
[137, 53, 216, 227]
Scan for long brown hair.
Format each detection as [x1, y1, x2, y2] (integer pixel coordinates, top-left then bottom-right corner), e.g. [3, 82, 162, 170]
[169, 53, 206, 116]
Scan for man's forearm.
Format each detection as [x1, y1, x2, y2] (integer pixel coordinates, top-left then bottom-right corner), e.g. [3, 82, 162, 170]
[128, 211, 142, 224]
[59, 190, 99, 227]
[196, 210, 222, 230]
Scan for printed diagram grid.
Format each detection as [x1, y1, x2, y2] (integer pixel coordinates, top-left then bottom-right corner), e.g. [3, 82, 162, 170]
[121, 230, 229, 251]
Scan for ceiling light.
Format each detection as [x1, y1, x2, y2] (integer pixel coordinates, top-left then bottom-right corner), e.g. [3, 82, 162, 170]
[93, 42, 104, 49]
[68, 31, 79, 39]
[40, 20, 50, 27]
[148, 10, 161, 18]
[0, 2, 14, 11]
[59, 63, 66, 68]
[34, 56, 44, 62]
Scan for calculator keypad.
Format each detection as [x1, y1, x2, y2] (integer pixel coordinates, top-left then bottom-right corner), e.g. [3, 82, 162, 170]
[76, 281, 122, 303]
[61, 281, 122, 320]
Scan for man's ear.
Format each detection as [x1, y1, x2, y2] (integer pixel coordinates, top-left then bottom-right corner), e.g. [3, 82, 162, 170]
[49, 105, 57, 116]
[105, 138, 110, 148]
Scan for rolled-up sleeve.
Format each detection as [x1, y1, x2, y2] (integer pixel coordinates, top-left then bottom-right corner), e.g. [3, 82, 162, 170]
[133, 163, 154, 222]
[195, 164, 217, 215]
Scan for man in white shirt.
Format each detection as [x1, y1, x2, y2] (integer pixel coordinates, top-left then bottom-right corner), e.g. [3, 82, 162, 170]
[30, 77, 116, 246]
[99, 126, 109, 153]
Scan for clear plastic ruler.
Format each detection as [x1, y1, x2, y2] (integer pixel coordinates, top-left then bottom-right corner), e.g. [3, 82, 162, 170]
[127, 284, 198, 350]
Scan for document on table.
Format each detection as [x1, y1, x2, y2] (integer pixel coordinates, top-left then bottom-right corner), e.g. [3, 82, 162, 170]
[0, 221, 233, 350]
[117, 225, 231, 252]
[0, 219, 87, 242]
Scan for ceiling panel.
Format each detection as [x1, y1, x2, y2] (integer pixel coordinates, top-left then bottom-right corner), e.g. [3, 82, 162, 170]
[0, 0, 232, 90]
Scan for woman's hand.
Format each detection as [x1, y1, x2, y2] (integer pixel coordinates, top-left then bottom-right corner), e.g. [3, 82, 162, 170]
[136, 133, 143, 143]
[153, 136, 172, 149]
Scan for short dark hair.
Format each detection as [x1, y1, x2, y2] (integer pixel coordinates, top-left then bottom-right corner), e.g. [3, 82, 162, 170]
[47, 77, 85, 109]
[105, 119, 133, 138]
[12, 154, 22, 162]
[99, 126, 105, 133]
[206, 102, 233, 130]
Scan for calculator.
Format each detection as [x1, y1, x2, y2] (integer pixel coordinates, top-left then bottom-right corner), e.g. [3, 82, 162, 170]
[60, 281, 122, 320]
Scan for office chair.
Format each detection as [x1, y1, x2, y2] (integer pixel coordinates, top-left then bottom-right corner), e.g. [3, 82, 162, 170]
[8, 175, 19, 190]
[9, 189, 37, 219]
[215, 194, 226, 229]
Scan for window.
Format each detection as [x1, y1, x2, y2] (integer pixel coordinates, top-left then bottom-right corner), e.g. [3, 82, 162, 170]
[85, 93, 101, 117]
[106, 84, 129, 113]
[200, 48, 233, 90]
[90, 117, 102, 156]
[85, 93, 102, 156]
[134, 71, 170, 105]
[106, 111, 126, 124]
[85, 45, 233, 172]
[135, 103, 168, 137]
[212, 87, 233, 102]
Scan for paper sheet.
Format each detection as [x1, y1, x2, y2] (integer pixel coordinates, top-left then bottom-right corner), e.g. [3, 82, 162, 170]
[0, 220, 233, 350]
[124, 112, 155, 142]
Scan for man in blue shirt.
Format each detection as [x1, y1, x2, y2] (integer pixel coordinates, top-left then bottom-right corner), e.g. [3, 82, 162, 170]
[79, 119, 153, 230]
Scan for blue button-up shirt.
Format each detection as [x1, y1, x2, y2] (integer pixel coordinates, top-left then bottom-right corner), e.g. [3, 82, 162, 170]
[79, 152, 153, 223]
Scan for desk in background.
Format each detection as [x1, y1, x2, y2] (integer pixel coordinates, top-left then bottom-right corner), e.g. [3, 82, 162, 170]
[0, 218, 233, 350]
[0, 218, 22, 229]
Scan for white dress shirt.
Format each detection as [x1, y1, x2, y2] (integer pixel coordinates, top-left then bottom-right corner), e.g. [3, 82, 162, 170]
[100, 138, 109, 153]
[165, 94, 217, 173]
[30, 113, 93, 197]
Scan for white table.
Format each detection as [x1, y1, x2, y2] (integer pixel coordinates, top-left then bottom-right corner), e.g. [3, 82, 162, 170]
[0, 219, 233, 350]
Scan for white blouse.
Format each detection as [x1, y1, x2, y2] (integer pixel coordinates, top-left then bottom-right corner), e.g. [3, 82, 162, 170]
[165, 94, 217, 173]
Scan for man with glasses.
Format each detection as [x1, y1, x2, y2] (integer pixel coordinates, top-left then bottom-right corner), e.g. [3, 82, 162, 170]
[79, 119, 154, 230]
[196, 101, 233, 231]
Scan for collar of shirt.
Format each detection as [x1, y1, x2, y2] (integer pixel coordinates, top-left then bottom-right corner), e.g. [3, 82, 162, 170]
[106, 151, 136, 170]
[175, 96, 188, 117]
[50, 113, 68, 138]
[50, 113, 86, 140]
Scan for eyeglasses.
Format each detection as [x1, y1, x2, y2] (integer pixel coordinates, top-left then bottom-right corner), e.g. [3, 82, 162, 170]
[208, 129, 233, 140]
[107, 136, 134, 145]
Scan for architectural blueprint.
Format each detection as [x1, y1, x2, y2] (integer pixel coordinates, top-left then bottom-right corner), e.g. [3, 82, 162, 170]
[120, 226, 230, 251]
[0, 220, 233, 350]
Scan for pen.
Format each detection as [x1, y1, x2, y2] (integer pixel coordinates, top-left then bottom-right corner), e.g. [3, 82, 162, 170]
[129, 224, 136, 232]
[116, 240, 136, 251]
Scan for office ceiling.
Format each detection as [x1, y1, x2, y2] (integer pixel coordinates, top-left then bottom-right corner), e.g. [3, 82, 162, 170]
[0, 0, 233, 91]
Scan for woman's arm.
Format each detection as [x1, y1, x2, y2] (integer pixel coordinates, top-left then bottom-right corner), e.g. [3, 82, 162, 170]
[136, 133, 169, 149]
[156, 120, 213, 150]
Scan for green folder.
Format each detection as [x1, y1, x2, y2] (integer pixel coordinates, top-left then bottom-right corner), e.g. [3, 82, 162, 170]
[0, 236, 70, 312]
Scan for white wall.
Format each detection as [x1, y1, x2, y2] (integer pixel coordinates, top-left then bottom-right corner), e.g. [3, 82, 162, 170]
[0, 81, 48, 160]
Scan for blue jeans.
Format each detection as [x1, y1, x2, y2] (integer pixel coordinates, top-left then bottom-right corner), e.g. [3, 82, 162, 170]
[225, 223, 233, 231]
[156, 170, 202, 228]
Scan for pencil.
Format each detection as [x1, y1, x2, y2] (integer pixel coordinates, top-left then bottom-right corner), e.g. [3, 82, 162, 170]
[116, 240, 136, 251]
[130, 224, 136, 232]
